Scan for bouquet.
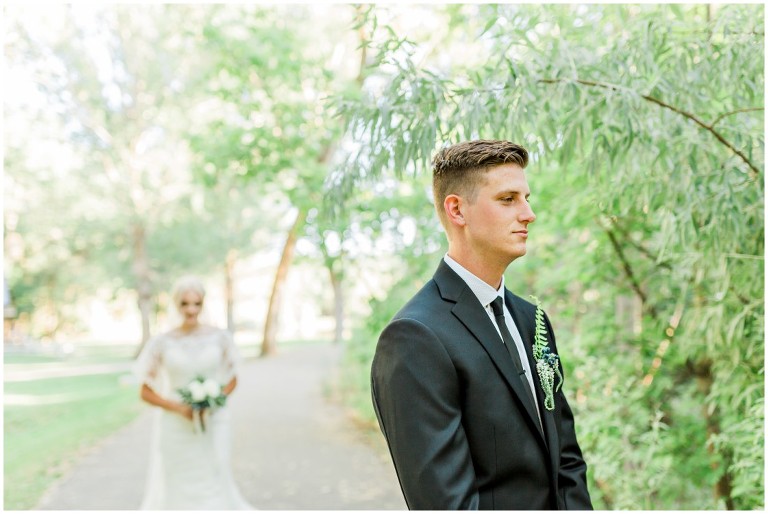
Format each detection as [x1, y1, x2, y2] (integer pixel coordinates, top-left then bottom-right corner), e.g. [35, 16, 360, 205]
[177, 376, 227, 432]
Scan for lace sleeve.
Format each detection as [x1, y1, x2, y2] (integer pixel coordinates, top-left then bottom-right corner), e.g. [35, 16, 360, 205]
[219, 329, 241, 384]
[133, 336, 165, 392]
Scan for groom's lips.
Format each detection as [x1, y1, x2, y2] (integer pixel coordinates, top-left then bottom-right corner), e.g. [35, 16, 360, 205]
[513, 230, 528, 238]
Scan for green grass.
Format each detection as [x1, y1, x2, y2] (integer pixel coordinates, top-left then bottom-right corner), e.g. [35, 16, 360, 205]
[2, 354, 61, 365]
[4, 343, 137, 365]
[4, 353, 143, 510]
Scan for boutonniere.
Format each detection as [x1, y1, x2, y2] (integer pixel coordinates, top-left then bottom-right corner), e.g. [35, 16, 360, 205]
[530, 295, 563, 411]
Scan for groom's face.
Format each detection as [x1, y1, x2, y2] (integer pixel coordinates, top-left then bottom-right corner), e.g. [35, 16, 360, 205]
[461, 163, 536, 264]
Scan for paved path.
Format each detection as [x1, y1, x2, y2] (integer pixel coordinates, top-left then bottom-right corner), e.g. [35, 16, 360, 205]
[35, 343, 406, 510]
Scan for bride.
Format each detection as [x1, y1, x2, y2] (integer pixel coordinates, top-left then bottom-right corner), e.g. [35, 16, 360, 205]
[134, 276, 254, 510]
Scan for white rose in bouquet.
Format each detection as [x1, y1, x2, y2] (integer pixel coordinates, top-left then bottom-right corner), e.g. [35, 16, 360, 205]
[188, 381, 207, 402]
[203, 378, 221, 398]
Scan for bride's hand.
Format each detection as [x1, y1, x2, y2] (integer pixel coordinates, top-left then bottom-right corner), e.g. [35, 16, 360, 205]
[175, 404, 194, 421]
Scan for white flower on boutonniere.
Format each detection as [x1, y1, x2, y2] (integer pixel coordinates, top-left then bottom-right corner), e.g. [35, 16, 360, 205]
[530, 295, 564, 411]
[177, 376, 227, 432]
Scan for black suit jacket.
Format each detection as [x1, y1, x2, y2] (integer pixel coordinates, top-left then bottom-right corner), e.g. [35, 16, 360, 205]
[371, 259, 592, 510]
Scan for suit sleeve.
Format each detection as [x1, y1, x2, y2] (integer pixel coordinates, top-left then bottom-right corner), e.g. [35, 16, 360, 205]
[545, 312, 593, 510]
[371, 317, 479, 510]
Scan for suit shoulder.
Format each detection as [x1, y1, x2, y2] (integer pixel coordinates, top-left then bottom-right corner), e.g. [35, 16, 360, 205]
[389, 279, 444, 324]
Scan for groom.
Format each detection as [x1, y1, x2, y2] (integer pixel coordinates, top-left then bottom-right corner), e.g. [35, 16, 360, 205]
[371, 140, 592, 510]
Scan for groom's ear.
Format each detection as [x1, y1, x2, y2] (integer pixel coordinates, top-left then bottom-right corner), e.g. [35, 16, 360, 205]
[444, 194, 466, 228]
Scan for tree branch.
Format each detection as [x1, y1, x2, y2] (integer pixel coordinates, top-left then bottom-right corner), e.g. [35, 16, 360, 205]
[613, 220, 752, 307]
[603, 225, 658, 319]
[710, 107, 765, 128]
[612, 221, 673, 270]
[538, 78, 762, 181]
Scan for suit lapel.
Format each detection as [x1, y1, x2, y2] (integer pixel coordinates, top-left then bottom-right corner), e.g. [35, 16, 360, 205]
[506, 291, 559, 462]
[434, 261, 546, 444]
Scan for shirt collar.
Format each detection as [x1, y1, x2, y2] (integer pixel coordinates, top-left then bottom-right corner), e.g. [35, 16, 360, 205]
[443, 254, 505, 308]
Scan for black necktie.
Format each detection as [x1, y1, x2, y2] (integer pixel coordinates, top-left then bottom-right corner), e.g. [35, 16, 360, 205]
[490, 297, 537, 408]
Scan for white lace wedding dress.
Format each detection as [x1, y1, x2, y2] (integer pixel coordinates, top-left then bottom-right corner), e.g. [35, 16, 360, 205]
[134, 326, 254, 510]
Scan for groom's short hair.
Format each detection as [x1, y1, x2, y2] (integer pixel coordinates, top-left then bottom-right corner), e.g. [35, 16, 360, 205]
[432, 139, 529, 230]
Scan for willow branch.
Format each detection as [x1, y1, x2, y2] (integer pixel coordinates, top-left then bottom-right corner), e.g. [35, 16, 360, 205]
[612, 221, 673, 270]
[613, 221, 752, 308]
[614, 220, 753, 306]
[710, 107, 764, 128]
[603, 226, 658, 319]
[729, 285, 751, 306]
[539, 78, 762, 181]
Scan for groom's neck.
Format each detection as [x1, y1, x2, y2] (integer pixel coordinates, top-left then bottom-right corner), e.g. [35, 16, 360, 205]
[446, 248, 509, 290]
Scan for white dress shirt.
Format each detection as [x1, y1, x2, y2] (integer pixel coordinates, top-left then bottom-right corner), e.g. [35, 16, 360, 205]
[443, 254, 542, 420]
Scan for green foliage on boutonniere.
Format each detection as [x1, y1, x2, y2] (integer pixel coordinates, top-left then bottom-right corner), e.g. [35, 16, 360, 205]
[530, 295, 563, 410]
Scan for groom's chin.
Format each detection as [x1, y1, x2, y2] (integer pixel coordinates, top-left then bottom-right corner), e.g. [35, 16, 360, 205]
[508, 245, 528, 260]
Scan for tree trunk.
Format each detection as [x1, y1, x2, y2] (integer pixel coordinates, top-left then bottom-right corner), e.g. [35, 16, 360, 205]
[225, 249, 237, 332]
[258, 8, 365, 355]
[594, 479, 615, 510]
[690, 358, 735, 509]
[329, 266, 344, 343]
[132, 221, 154, 356]
[261, 209, 304, 357]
